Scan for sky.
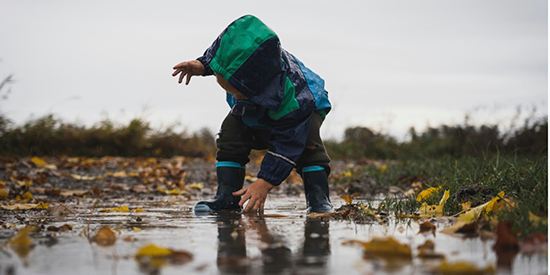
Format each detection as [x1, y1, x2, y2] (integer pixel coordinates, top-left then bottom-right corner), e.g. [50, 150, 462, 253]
[0, 0, 547, 141]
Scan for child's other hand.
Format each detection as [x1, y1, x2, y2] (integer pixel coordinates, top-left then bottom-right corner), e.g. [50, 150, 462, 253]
[233, 178, 275, 213]
[172, 60, 205, 85]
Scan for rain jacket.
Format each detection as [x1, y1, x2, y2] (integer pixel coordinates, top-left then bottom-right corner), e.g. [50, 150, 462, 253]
[197, 15, 331, 186]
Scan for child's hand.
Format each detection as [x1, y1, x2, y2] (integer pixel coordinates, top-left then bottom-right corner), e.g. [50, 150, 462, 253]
[233, 178, 275, 213]
[172, 60, 205, 85]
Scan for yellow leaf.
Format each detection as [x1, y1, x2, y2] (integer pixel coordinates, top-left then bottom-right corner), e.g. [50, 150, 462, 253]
[461, 202, 472, 211]
[132, 207, 146, 213]
[35, 202, 50, 209]
[0, 189, 7, 200]
[135, 244, 173, 258]
[109, 171, 128, 178]
[30, 157, 57, 170]
[529, 212, 547, 226]
[358, 237, 412, 260]
[1, 203, 40, 210]
[416, 186, 441, 202]
[95, 226, 117, 246]
[17, 180, 32, 188]
[22, 191, 32, 201]
[30, 157, 47, 167]
[189, 183, 203, 190]
[68, 174, 103, 181]
[437, 260, 495, 275]
[8, 227, 36, 258]
[133, 227, 142, 232]
[379, 164, 388, 173]
[458, 191, 505, 224]
[419, 190, 449, 216]
[339, 193, 358, 205]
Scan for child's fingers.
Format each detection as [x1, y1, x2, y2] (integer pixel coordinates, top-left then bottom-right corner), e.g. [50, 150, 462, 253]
[233, 188, 246, 196]
[179, 72, 186, 84]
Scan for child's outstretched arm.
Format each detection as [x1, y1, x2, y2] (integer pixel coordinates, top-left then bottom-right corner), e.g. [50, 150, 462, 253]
[172, 60, 205, 85]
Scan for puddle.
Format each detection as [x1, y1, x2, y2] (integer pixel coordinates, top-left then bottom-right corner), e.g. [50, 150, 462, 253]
[0, 196, 546, 275]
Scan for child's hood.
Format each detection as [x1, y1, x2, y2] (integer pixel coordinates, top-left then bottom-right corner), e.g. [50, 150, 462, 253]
[208, 15, 285, 111]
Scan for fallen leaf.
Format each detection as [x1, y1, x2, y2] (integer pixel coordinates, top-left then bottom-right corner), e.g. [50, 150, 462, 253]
[94, 226, 117, 246]
[100, 205, 130, 213]
[1, 203, 49, 210]
[135, 243, 193, 269]
[419, 190, 449, 216]
[345, 237, 411, 260]
[528, 212, 547, 226]
[47, 224, 73, 232]
[30, 157, 57, 170]
[67, 174, 103, 181]
[416, 186, 441, 202]
[8, 227, 37, 258]
[461, 201, 472, 211]
[436, 260, 495, 275]
[339, 193, 359, 205]
[418, 221, 436, 236]
[189, 182, 203, 190]
[59, 189, 90, 197]
[133, 227, 142, 232]
[47, 204, 78, 216]
[417, 240, 445, 259]
[132, 207, 146, 213]
[441, 191, 506, 235]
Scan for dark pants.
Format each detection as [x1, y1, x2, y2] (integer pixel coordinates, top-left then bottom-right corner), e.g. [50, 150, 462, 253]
[216, 112, 331, 175]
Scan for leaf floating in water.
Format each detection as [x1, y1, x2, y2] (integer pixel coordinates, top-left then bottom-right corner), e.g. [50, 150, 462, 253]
[435, 260, 495, 275]
[344, 236, 412, 261]
[135, 243, 193, 270]
[8, 227, 37, 258]
[94, 226, 117, 247]
[418, 221, 436, 236]
[417, 240, 445, 259]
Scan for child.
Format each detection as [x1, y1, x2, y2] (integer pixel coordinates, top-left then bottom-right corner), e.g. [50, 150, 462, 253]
[172, 15, 332, 214]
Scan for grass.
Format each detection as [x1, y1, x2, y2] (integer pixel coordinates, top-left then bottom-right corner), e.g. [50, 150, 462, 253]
[334, 153, 548, 239]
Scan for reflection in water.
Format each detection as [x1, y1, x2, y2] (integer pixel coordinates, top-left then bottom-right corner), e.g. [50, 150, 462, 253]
[216, 212, 248, 274]
[214, 213, 331, 275]
[296, 218, 331, 273]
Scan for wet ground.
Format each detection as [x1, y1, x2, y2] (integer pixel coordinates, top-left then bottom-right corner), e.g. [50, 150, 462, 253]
[0, 195, 547, 275]
[0, 157, 547, 275]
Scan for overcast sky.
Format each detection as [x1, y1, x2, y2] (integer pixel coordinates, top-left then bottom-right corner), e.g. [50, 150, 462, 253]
[0, 0, 547, 140]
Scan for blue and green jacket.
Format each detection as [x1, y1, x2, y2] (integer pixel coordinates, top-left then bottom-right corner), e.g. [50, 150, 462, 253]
[197, 15, 331, 186]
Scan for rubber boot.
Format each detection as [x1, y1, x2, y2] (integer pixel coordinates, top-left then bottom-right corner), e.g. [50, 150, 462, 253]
[302, 166, 333, 214]
[194, 162, 245, 212]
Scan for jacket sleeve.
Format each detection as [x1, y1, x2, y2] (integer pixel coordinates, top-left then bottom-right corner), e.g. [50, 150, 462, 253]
[196, 32, 225, 76]
[257, 111, 313, 186]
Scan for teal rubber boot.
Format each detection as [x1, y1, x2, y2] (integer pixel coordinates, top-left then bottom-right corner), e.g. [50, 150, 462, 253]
[194, 162, 245, 213]
[302, 166, 333, 214]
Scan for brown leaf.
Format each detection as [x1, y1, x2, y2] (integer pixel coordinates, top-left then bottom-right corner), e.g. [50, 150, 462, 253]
[418, 221, 436, 236]
[493, 221, 519, 268]
[417, 240, 445, 259]
[47, 224, 73, 232]
[94, 226, 117, 246]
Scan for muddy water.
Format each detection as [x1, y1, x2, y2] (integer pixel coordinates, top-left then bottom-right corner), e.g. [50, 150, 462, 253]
[0, 196, 546, 275]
